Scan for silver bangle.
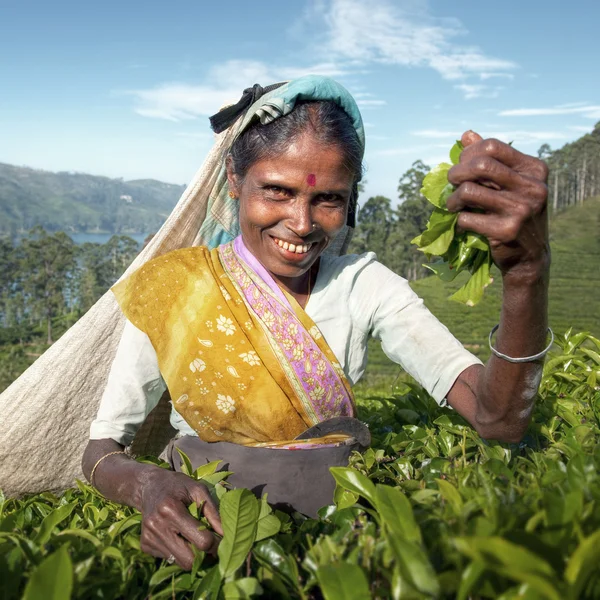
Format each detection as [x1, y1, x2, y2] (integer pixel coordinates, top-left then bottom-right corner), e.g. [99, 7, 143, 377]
[489, 324, 554, 363]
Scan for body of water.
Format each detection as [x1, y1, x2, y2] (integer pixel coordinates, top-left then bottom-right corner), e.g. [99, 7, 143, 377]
[6, 232, 150, 247]
[67, 232, 150, 246]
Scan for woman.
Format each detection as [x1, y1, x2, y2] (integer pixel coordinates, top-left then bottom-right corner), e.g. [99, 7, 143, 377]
[82, 76, 550, 569]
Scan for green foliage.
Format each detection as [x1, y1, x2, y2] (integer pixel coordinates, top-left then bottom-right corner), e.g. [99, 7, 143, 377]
[1, 332, 599, 599]
[412, 141, 493, 307]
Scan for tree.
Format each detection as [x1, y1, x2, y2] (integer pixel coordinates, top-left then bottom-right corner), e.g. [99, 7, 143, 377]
[351, 196, 394, 262]
[537, 143, 552, 160]
[0, 238, 18, 327]
[19, 227, 76, 344]
[74, 235, 139, 314]
[398, 160, 430, 204]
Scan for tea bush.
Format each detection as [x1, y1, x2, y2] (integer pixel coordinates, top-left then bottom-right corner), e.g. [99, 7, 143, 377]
[1, 330, 599, 599]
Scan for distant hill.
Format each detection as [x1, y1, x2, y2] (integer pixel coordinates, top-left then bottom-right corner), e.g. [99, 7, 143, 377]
[0, 163, 185, 236]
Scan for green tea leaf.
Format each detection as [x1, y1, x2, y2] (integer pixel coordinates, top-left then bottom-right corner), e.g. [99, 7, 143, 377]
[316, 563, 371, 600]
[34, 502, 77, 545]
[333, 485, 359, 510]
[222, 577, 263, 599]
[375, 484, 421, 543]
[23, 545, 73, 600]
[330, 467, 377, 507]
[387, 534, 440, 596]
[254, 497, 280, 542]
[193, 460, 223, 480]
[194, 565, 222, 600]
[149, 565, 181, 587]
[218, 488, 259, 578]
[449, 258, 493, 306]
[253, 539, 300, 590]
[176, 447, 194, 476]
[450, 140, 464, 165]
[421, 162, 452, 207]
[436, 479, 464, 513]
[457, 561, 486, 600]
[564, 529, 600, 599]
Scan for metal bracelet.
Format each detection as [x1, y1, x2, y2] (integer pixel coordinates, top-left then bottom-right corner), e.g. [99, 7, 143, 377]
[89, 450, 128, 487]
[488, 324, 554, 363]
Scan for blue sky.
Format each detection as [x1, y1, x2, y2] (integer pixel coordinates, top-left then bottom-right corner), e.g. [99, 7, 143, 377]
[1, 0, 598, 203]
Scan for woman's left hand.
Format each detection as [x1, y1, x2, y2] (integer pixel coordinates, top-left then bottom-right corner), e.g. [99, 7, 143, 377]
[446, 131, 550, 283]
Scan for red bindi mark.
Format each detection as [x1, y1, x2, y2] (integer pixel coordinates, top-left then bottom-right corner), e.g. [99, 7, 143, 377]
[306, 173, 316, 187]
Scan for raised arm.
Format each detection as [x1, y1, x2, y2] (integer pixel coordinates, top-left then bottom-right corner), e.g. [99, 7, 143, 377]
[445, 132, 550, 443]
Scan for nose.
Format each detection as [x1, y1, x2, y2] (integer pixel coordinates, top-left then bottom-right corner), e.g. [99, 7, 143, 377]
[286, 200, 314, 238]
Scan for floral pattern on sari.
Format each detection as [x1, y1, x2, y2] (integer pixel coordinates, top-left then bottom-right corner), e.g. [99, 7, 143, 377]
[219, 242, 354, 423]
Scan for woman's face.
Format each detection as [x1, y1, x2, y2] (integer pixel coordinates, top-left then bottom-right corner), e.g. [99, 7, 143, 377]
[228, 131, 355, 285]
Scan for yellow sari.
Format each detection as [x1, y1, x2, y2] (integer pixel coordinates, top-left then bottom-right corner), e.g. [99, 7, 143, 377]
[111, 237, 355, 447]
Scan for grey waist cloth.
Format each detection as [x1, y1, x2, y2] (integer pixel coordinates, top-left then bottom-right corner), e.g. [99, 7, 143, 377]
[165, 417, 371, 518]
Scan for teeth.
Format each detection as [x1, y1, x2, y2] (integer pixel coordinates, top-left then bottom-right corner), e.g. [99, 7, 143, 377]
[274, 238, 312, 254]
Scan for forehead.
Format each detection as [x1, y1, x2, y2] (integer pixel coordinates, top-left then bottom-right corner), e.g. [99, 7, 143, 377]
[247, 133, 353, 187]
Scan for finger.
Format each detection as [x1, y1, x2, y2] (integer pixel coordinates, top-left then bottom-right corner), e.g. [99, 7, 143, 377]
[456, 211, 524, 244]
[449, 155, 532, 192]
[446, 182, 514, 214]
[171, 504, 220, 556]
[460, 138, 549, 181]
[187, 484, 224, 536]
[461, 130, 483, 147]
[140, 527, 173, 562]
[144, 516, 199, 570]
[161, 530, 197, 570]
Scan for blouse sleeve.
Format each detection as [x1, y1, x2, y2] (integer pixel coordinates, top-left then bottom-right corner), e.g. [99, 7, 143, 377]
[89, 319, 167, 445]
[349, 258, 482, 404]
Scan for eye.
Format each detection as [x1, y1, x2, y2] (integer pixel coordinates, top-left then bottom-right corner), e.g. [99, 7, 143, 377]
[264, 185, 289, 198]
[316, 193, 344, 206]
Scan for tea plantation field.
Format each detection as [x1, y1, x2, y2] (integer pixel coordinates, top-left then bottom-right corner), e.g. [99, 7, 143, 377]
[1, 329, 599, 599]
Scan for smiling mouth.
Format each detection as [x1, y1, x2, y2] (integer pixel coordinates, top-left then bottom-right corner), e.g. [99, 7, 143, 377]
[272, 236, 314, 255]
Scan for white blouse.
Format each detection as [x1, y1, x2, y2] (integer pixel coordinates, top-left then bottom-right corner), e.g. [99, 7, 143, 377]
[90, 252, 482, 445]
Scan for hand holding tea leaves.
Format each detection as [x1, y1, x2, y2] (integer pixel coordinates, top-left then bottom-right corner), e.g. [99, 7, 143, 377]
[413, 131, 550, 305]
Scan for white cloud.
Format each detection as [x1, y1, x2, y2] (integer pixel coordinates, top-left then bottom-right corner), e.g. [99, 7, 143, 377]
[569, 125, 592, 132]
[122, 59, 355, 122]
[499, 104, 600, 118]
[479, 73, 514, 81]
[313, 0, 517, 84]
[454, 84, 503, 99]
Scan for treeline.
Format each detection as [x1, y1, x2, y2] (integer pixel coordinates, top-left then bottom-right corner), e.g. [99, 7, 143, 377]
[351, 122, 600, 281]
[0, 227, 143, 345]
[541, 121, 600, 212]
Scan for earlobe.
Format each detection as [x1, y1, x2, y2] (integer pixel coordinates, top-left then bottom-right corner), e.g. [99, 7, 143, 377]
[225, 156, 240, 199]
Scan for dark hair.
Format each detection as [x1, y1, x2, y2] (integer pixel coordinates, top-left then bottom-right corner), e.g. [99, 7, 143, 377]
[228, 101, 363, 226]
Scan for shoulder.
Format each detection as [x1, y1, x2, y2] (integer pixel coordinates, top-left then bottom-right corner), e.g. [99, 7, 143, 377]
[115, 246, 212, 287]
